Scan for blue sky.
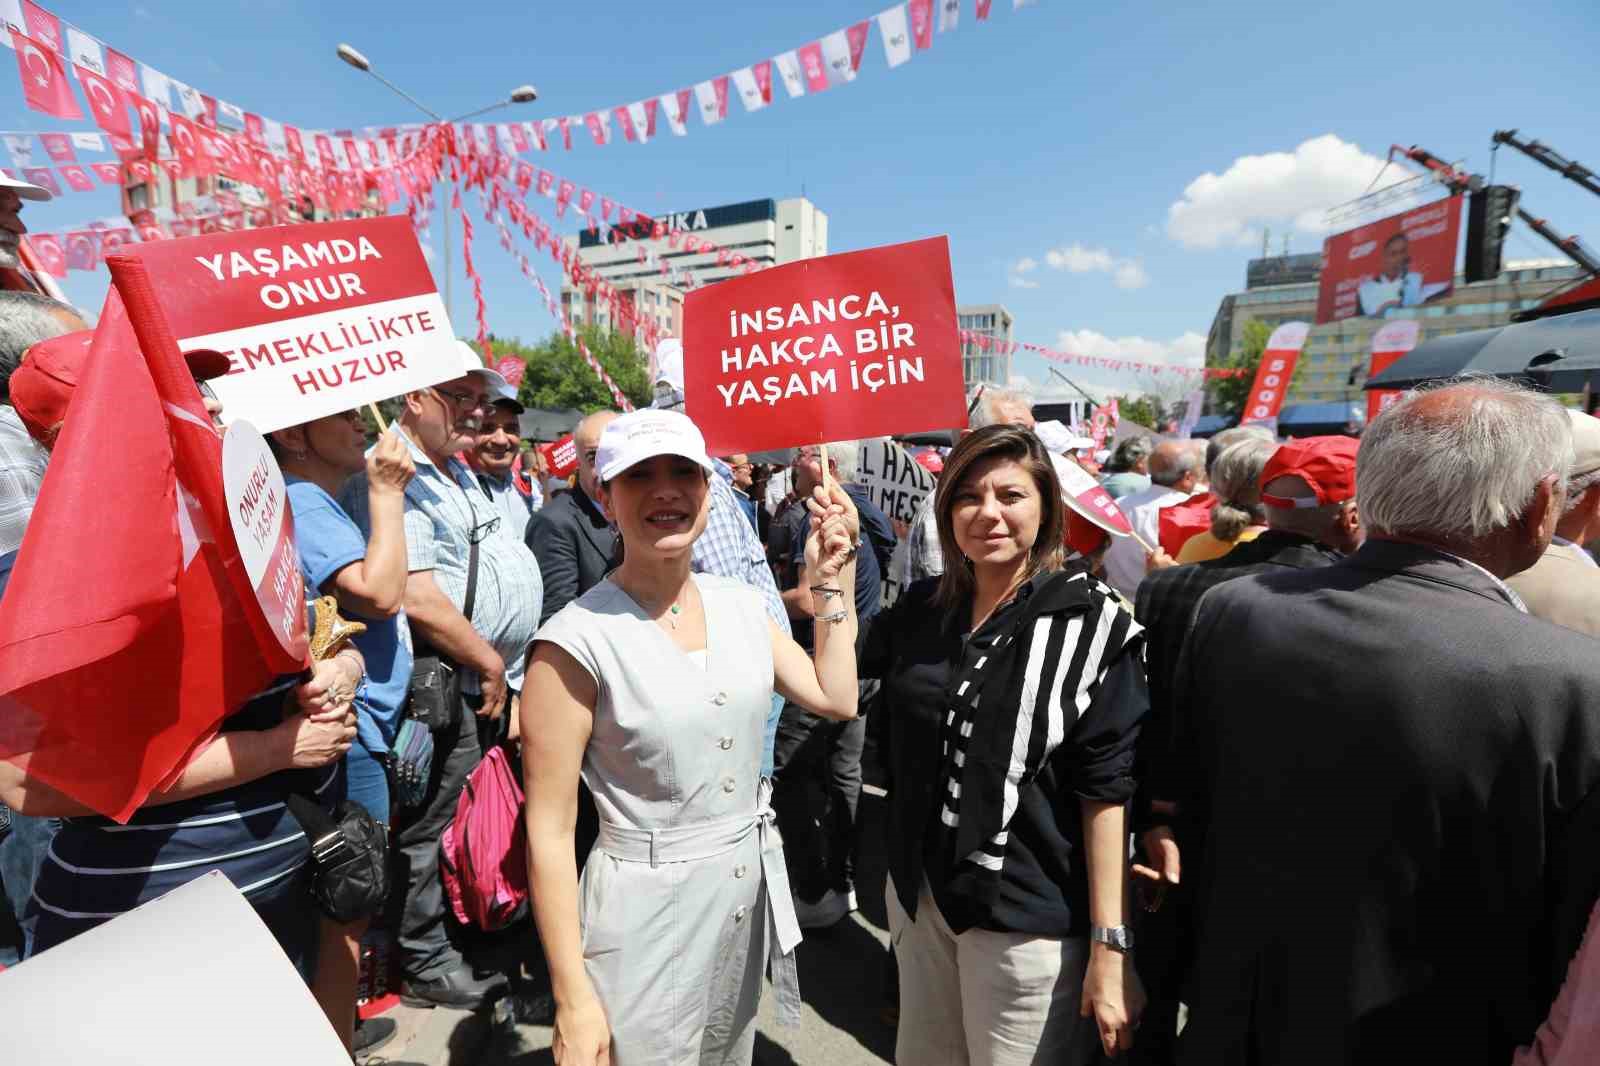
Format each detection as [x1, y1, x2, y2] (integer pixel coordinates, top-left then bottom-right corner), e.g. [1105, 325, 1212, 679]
[5, 0, 1598, 398]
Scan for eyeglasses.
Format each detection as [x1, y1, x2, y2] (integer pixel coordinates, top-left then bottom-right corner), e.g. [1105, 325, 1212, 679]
[197, 380, 218, 404]
[432, 386, 490, 413]
[468, 514, 502, 545]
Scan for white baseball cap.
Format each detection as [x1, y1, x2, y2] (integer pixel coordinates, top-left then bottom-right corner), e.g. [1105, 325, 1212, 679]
[650, 337, 684, 409]
[596, 409, 716, 483]
[0, 171, 51, 202]
[455, 340, 516, 402]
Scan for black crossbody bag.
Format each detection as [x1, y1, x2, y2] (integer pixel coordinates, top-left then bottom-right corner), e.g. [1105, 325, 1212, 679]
[406, 535, 480, 732]
[286, 790, 390, 923]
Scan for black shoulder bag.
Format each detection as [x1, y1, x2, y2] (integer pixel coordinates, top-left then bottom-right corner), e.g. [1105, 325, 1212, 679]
[286, 790, 390, 923]
[406, 535, 480, 732]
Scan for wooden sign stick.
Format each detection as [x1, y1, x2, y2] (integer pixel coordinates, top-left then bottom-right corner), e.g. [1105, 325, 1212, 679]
[368, 402, 388, 433]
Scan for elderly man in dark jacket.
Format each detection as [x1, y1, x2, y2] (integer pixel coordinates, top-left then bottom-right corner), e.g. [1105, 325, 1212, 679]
[1170, 378, 1600, 1066]
[524, 410, 618, 626]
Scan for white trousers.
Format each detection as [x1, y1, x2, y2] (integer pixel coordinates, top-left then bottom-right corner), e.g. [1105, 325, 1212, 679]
[887, 874, 1097, 1066]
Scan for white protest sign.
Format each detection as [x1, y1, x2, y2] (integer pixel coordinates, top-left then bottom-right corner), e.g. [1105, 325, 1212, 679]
[132, 215, 462, 433]
[1, 871, 349, 1065]
[855, 436, 937, 605]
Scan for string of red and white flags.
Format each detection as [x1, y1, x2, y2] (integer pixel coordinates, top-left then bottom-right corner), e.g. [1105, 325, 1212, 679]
[961, 330, 1250, 380]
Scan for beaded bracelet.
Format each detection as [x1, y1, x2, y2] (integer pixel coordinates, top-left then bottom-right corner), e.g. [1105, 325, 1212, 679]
[816, 609, 849, 625]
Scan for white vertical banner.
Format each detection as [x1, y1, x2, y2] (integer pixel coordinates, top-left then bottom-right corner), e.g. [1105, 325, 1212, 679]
[172, 79, 206, 120]
[819, 29, 856, 86]
[626, 100, 652, 142]
[140, 66, 173, 115]
[65, 26, 105, 74]
[693, 80, 724, 125]
[658, 92, 689, 136]
[938, 0, 960, 28]
[263, 117, 287, 154]
[877, 5, 913, 68]
[773, 51, 807, 98]
[730, 67, 766, 112]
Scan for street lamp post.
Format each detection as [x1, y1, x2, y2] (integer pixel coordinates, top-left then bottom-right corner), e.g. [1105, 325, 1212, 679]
[336, 43, 537, 327]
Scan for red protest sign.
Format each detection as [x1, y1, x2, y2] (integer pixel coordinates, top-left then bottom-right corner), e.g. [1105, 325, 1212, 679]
[1240, 322, 1309, 430]
[683, 236, 965, 454]
[540, 434, 578, 479]
[128, 215, 463, 433]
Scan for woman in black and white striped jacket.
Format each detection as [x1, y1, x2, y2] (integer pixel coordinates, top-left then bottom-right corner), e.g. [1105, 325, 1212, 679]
[863, 423, 1149, 1065]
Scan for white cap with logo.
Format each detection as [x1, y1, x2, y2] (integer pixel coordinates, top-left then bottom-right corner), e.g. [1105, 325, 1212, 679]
[456, 340, 517, 402]
[596, 409, 716, 483]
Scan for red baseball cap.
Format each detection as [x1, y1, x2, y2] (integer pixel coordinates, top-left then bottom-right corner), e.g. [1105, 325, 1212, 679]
[11, 329, 231, 445]
[1260, 435, 1359, 509]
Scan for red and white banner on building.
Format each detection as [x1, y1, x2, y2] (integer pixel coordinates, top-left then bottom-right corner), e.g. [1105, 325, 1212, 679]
[1365, 319, 1420, 425]
[1240, 321, 1310, 430]
[131, 216, 462, 432]
[1316, 198, 1463, 324]
[684, 236, 966, 454]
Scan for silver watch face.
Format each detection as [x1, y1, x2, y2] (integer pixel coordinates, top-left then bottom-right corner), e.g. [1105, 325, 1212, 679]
[1094, 925, 1133, 950]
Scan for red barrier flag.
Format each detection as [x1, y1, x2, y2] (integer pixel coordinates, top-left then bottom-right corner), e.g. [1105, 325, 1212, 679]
[0, 263, 305, 820]
[1240, 322, 1309, 431]
[76, 64, 130, 135]
[684, 236, 965, 453]
[11, 30, 83, 119]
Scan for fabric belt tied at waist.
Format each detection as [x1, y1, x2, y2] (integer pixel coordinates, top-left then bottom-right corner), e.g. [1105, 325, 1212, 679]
[594, 803, 804, 1026]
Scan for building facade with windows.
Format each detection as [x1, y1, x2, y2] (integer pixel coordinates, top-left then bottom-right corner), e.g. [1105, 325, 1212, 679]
[1206, 256, 1586, 405]
[958, 304, 1014, 387]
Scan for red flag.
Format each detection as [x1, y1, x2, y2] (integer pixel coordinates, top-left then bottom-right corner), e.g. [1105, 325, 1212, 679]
[11, 30, 82, 119]
[578, 188, 595, 215]
[0, 266, 304, 821]
[556, 178, 575, 216]
[1158, 493, 1215, 558]
[134, 93, 162, 159]
[753, 59, 773, 104]
[554, 116, 572, 151]
[244, 112, 265, 146]
[507, 122, 529, 153]
[76, 64, 130, 135]
[19, 166, 60, 197]
[168, 112, 202, 168]
[314, 133, 337, 170]
[21, 0, 61, 50]
[38, 132, 73, 163]
[28, 233, 65, 277]
[105, 47, 139, 93]
[64, 230, 98, 271]
[613, 105, 636, 143]
[283, 124, 305, 163]
[642, 98, 660, 139]
[846, 20, 871, 72]
[583, 112, 608, 146]
[909, 0, 934, 47]
[89, 161, 121, 185]
[798, 42, 829, 92]
[977, 0, 993, 19]
[58, 164, 93, 192]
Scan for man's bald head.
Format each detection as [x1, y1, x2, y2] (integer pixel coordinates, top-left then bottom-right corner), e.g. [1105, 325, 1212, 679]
[575, 410, 620, 498]
[1149, 439, 1204, 491]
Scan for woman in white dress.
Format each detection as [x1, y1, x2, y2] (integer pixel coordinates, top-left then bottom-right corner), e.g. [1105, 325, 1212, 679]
[521, 409, 862, 1066]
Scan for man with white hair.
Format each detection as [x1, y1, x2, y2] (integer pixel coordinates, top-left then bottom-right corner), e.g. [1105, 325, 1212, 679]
[1169, 378, 1600, 1065]
[901, 384, 1034, 585]
[1101, 439, 1206, 598]
[1507, 408, 1600, 635]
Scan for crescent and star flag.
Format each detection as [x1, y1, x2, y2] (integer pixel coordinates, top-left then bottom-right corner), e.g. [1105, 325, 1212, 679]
[28, 232, 65, 277]
[76, 64, 130, 135]
[59, 164, 93, 192]
[0, 258, 306, 821]
[11, 29, 83, 119]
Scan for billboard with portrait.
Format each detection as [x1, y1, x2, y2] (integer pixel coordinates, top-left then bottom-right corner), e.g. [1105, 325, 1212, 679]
[1316, 197, 1463, 324]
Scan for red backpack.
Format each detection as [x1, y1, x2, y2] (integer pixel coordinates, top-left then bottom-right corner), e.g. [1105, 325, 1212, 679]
[440, 743, 528, 931]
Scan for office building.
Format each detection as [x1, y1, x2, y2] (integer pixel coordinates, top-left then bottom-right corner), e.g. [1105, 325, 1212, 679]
[958, 304, 1014, 388]
[1206, 254, 1587, 405]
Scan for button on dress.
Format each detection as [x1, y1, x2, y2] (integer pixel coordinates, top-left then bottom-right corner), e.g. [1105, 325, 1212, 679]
[535, 574, 802, 1066]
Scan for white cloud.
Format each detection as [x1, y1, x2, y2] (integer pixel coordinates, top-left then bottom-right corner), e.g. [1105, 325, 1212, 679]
[1053, 329, 1207, 368]
[1046, 244, 1115, 273]
[1008, 256, 1040, 289]
[1112, 261, 1149, 290]
[1166, 134, 1421, 250]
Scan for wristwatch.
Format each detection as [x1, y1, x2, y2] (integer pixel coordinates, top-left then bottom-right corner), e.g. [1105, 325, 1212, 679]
[1090, 924, 1134, 953]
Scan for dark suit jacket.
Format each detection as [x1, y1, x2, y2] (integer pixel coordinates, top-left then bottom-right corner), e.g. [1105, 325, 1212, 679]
[524, 488, 617, 626]
[1174, 540, 1600, 1066]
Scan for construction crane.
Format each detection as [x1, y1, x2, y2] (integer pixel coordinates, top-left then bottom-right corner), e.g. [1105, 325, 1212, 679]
[1492, 130, 1600, 199]
[1393, 144, 1600, 275]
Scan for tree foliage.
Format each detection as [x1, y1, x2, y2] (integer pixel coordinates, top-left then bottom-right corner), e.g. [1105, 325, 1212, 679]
[1206, 319, 1273, 418]
[1117, 395, 1166, 430]
[475, 326, 653, 414]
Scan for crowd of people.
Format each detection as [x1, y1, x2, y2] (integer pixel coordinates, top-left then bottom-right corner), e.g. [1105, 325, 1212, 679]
[3, 286, 1600, 1066]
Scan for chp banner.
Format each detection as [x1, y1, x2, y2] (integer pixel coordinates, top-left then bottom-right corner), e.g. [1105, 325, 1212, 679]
[683, 236, 965, 454]
[1240, 322, 1310, 431]
[1316, 197, 1463, 324]
[1365, 319, 1420, 424]
[128, 215, 461, 433]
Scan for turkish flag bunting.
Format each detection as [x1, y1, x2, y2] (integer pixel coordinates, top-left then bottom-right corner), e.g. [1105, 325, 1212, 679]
[20, 166, 61, 197]
[58, 164, 93, 192]
[578, 188, 595, 215]
[846, 20, 872, 72]
[22, 1, 62, 50]
[798, 42, 829, 93]
[977, 0, 993, 19]
[38, 133, 73, 163]
[28, 232, 65, 277]
[11, 30, 83, 119]
[89, 161, 122, 184]
[168, 112, 202, 165]
[753, 60, 773, 104]
[284, 125, 305, 162]
[556, 178, 575, 216]
[508, 122, 529, 153]
[642, 98, 660, 139]
[134, 93, 162, 159]
[555, 117, 572, 151]
[613, 106, 636, 143]
[909, 0, 934, 48]
[76, 64, 131, 135]
[64, 230, 98, 271]
[105, 47, 139, 93]
[0, 271, 302, 820]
